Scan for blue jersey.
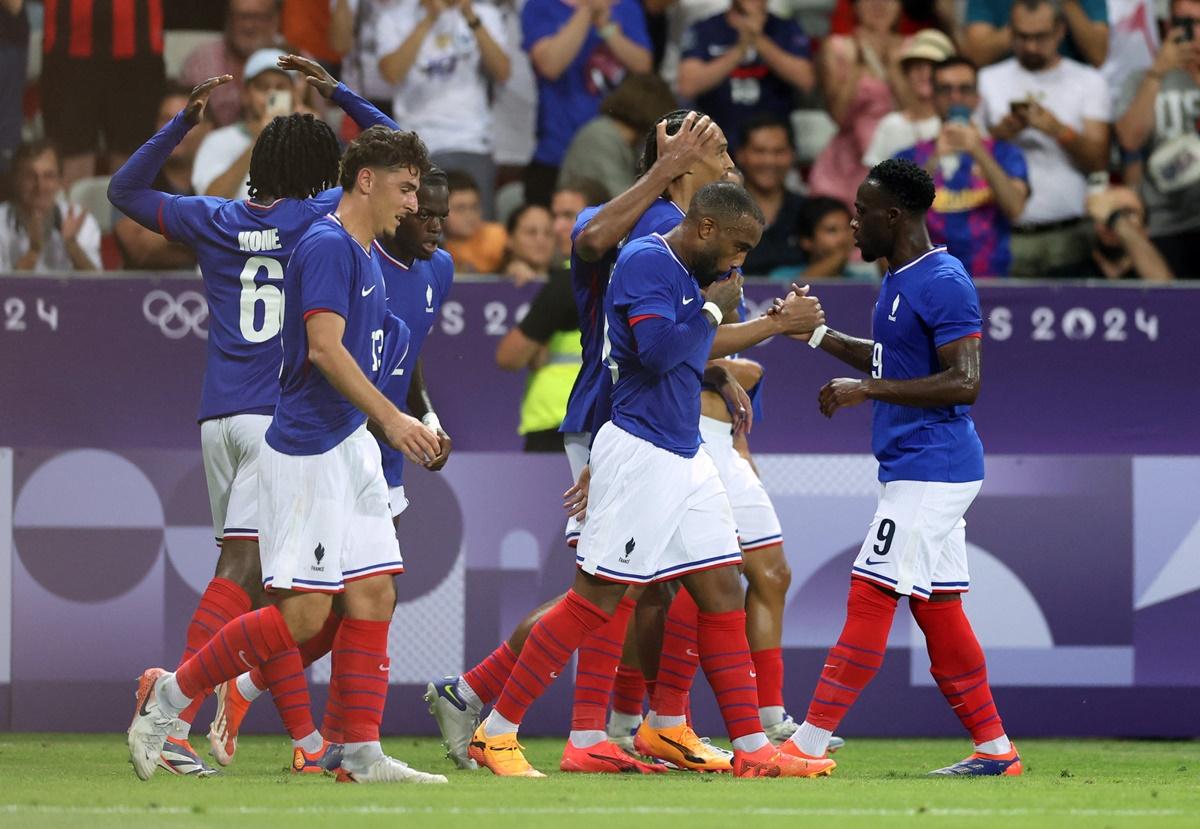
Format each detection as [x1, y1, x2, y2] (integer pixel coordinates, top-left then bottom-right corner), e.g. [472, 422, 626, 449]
[375, 244, 454, 487]
[158, 191, 341, 421]
[606, 234, 714, 457]
[266, 216, 411, 456]
[562, 197, 688, 435]
[871, 247, 984, 483]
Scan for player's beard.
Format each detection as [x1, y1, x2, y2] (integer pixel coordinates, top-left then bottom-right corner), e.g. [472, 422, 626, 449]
[692, 248, 723, 286]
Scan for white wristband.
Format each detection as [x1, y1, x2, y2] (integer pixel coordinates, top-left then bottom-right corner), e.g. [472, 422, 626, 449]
[421, 412, 442, 432]
[702, 301, 724, 326]
[807, 324, 828, 349]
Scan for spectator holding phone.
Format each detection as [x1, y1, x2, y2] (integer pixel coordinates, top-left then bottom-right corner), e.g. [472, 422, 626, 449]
[896, 56, 1030, 277]
[1114, 0, 1200, 279]
[1082, 185, 1174, 280]
[192, 49, 301, 200]
[978, 0, 1110, 277]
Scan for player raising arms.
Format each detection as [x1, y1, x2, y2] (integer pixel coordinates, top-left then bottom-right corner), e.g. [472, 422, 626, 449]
[108, 58, 402, 777]
[775, 159, 1021, 776]
[468, 182, 834, 779]
[126, 126, 447, 785]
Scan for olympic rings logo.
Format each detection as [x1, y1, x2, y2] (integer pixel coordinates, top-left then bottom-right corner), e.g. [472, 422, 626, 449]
[142, 289, 209, 340]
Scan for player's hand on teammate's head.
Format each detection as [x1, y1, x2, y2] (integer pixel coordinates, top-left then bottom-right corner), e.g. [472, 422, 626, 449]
[184, 75, 234, 125]
[279, 54, 339, 99]
[818, 378, 869, 418]
[384, 412, 442, 466]
[563, 465, 590, 521]
[426, 428, 453, 472]
[704, 271, 744, 318]
[658, 111, 720, 179]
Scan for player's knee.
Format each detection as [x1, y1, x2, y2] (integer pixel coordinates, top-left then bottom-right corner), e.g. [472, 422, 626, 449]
[344, 574, 397, 620]
[280, 594, 333, 643]
[758, 558, 792, 597]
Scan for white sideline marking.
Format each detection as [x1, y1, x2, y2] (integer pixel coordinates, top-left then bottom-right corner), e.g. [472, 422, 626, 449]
[0, 805, 1190, 818]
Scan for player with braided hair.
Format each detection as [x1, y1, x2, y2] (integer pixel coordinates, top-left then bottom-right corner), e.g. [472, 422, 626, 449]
[109, 54, 413, 779]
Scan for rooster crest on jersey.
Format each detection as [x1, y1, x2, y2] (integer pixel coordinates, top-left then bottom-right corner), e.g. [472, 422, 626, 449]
[619, 538, 636, 564]
[889, 294, 901, 322]
[314, 543, 325, 564]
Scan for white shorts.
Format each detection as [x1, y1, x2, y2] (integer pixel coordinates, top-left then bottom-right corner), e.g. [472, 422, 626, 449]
[851, 479, 983, 600]
[259, 425, 404, 593]
[563, 431, 590, 546]
[699, 415, 783, 552]
[200, 414, 271, 546]
[388, 485, 409, 518]
[576, 422, 741, 584]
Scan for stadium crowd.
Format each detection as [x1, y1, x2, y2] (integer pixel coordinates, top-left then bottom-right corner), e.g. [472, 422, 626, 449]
[0, 0, 1190, 280]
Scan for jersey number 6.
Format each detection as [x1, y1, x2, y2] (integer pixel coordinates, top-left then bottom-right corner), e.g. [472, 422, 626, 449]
[238, 256, 284, 344]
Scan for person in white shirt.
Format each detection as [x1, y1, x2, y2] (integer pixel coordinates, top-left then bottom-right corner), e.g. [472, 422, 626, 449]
[191, 48, 303, 201]
[330, 0, 407, 118]
[979, 0, 1111, 277]
[378, 0, 511, 218]
[0, 139, 101, 273]
[864, 28, 956, 167]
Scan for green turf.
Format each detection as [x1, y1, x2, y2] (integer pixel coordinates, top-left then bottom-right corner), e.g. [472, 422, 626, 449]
[1, 735, 1197, 829]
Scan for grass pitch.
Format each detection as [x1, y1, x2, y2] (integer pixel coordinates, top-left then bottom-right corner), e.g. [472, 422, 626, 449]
[0, 735, 1197, 829]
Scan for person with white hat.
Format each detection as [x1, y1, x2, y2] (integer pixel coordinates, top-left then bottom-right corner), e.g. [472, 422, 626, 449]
[864, 29, 957, 167]
[191, 47, 301, 201]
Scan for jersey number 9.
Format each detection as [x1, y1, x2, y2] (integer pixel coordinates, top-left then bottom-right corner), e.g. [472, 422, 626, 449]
[239, 256, 284, 343]
[871, 342, 883, 379]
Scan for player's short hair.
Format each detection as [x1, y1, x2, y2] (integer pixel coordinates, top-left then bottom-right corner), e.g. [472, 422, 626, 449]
[639, 108, 701, 177]
[556, 176, 610, 206]
[421, 165, 448, 192]
[247, 113, 340, 200]
[687, 181, 765, 227]
[445, 168, 480, 196]
[738, 113, 796, 153]
[338, 125, 430, 190]
[797, 196, 851, 240]
[867, 158, 936, 214]
[601, 73, 679, 135]
[11, 138, 60, 174]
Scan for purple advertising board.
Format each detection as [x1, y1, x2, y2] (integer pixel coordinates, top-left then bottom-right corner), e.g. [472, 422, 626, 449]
[1, 275, 1198, 739]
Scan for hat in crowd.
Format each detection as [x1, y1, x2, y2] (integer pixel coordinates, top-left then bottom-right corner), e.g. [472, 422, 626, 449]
[900, 29, 956, 64]
[244, 48, 292, 83]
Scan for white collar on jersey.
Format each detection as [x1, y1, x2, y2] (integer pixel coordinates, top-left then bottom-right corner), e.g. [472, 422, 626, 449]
[890, 245, 947, 276]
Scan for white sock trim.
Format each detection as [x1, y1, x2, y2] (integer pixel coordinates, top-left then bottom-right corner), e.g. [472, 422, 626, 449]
[792, 720, 832, 757]
[293, 729, 324, 754]
[974, 735, 1013, 755]
[731, 732, 770, 753]
[236, 672, 265, 702]
[568, 729, 607, 748]
[456, 676, 483, 711]
[158, 673, 191, 718]
[484, 709, 519, 737]
[759, 705, 787, 727]
[648, 713, 686, 729]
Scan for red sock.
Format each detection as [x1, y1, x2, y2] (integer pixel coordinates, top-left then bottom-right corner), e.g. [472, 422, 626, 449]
[697, 609, 760, 740]
[572, 596, 635, 730]
[175, 605, 295, 699]
[751, 647, 785, 709]
[321, 674, 344, 745]
[494, 590, 609, 725]
[258, 647, 317, 741]
[332, 618, 391, 744]
[249, 611, 341, 690]
[650, 588, 699, 717]
[910, 598, 1005, 744]
[176, 578, 252, 724]
[612, 664, 646, 716]
[804, 578, 898, 731]
[463, 642, 518, 706]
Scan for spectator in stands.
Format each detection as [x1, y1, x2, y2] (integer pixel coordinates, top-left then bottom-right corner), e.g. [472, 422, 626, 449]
[864, 29, 956, 166]
[1115, 2, 1200, 279]
[330, 0, 402, 119]
[493, 0, 538, 184]
[0, 1, 28, 182]
[281, 0, 338, 67]
[502, 203, 557, 286]
[191, 49, 301, 200]
[113, 83, 205, 270]
[807, 0, 906, 207]
[979, 0, 1110, 277]
[558, 73, 677, 197]
[1100, 0, 1158, 110]
[829, 0, 960, 37]
[768, 196, 877, 280]
[40, 0, 165, 186]
[181, 0, 283, 128]
[736, 114, 805, 274]
[377, 0, 511, 220]
[521, 0, 653, 206]
[964, 0, 1109, 68]
[1083, 185, 1175, 280]
[495, 255, 581, 452]
[675, 0, 815, 151]
[444, 168, 508, 273]
[0, 140, 101, 272]
[896, 56, 1030, 277]
[550, 178, 610, 267]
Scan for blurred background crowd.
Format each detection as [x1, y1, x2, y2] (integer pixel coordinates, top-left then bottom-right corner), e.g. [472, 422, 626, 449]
[0, 0, 1193, 283]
